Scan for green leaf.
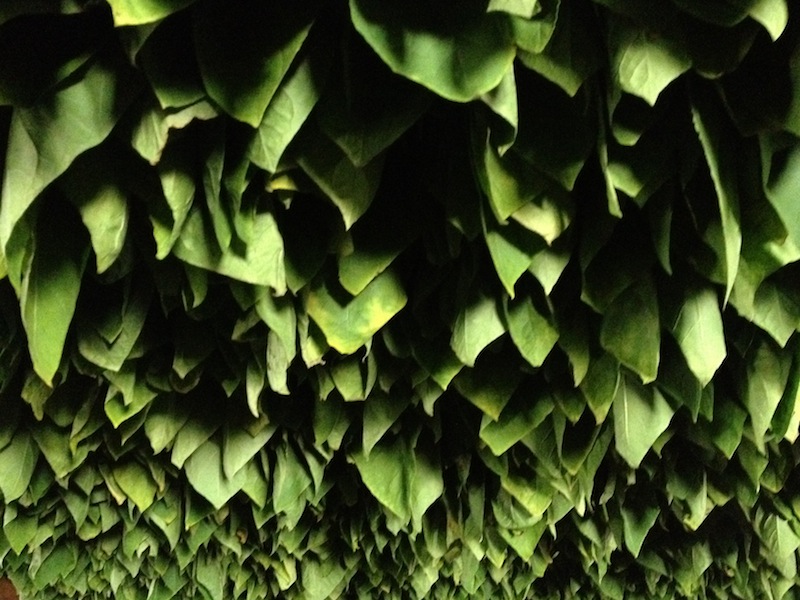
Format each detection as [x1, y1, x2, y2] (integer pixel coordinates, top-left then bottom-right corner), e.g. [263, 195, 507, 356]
[480, 391, 554, 455]
[453, 351, 523, 421]
[610, 18, 691, 106]
[173, 207, 287, 292]
[759, 513, 800, 579]
[0, 429, 38, 502]
[0, 53, 136, 287]
[184, 439, 249, 509]
[691, 88, 742, 304]
[192, 0, 316, 127]
[488, 0, 538, 18]
[517, 0, 599, 96]
[511, 0, 559, 54]
[761, 135, 800, 252]
[504, 297, 558, 367]
[317, 40, 432, 168]
[349, 0, 515, 102]
[451, 293, 506, 367]
[248, 49, 329, 173]
[60, 150, 129, 274]
[112, 461, 158, 512]
[363, 393, 410, 457]
[484, 221, 543, 297]
[272, 442, 312, 516]
[297, 134, 384, 230]
[600, 275, 661, 384]
[20, 210, 88, 386]
[621, 492, 660, 557]
[107, 0, 197, 25]
[305, 270, 407, 355]
[670, 285, 726, 387]
[613, 374, 674, 468]
[352, 435, 442, 528]
[743, 339, 791, 451]
[580, 353, 621, 424]
[748, 0, 788, 41]
[500, 474, 552, 520]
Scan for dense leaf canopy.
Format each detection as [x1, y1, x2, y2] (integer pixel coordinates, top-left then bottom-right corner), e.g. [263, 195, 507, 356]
[1, 0, 800, 598]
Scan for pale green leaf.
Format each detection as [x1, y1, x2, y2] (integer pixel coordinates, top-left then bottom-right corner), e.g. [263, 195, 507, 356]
[107, 0, 197, 25]
[20, 214, 88, 386]
[173, 207, 286, 293]
[305, 270, 407, 355]
[112, 461, 158, 512]
[510, 0, 559, 54]
[743, 339, 791, 451]
[248, 51, 328, 173]
[611, 21, 691, 106]
[504, 296, 558, 367]
[0, 54, 136, 287]
[488, 0, 538, 18]
[621, 495, 659, 557]
[363, 393, 411, 457]
[450, 293, 506, 367]
[613, 374, 674, 468]
[349, 0, 515, 102]
[272, 442, 312, 515]
[184, 439, 249, 509]
[0, 430, 38, 502]
[480, 392, 554, 455]
[748, 0, 788, 41]
[670, 286, 726, 387]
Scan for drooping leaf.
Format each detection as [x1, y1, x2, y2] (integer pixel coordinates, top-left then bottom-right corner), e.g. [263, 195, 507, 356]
[112, 461, 158, 512]
[504, 296, 558, 367]
[349, 0, 515, 102]
[305, 270, 407, 355]
[613, 374, 674, 468]
[173, 207, 286, 292]
[106, 0, 197, 26]
[0, 429, 38, 502]
[192, 0, 316, 127]
[609, 17, 691, 106]
[20, 208, 88, 385]
[450, 292, 506, 367]
[184, 439, 249, 509]
[669, 285, 726, 387]
[743, 338, 791, 451]
[0, 53, 137, 287]
[248, 46, 329, 173]
[600, 275, 661, 384]
[691, 86, 742, 303]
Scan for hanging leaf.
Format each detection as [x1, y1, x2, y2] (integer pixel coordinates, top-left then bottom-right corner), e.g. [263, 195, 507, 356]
[184, 439, 250, 509]
[613, 374, 674, 468]
[20, 207, 88, 386]
[305, 270, 407, 355]
[669, 285, 726, 387]
[691, 86, 742, 304]
[192, 0, 317, 127]
[349, 0, 515, 102]
[600, 275, 661, 384]
[0, 429, 38, 502]
[107, 0, 197, 26]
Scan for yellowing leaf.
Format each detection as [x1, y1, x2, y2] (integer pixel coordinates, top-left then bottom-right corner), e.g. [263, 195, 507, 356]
[305, 270, 407, 355]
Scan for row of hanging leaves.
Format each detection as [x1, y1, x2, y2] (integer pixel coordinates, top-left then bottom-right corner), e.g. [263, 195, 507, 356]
[2, 0, 800, 598]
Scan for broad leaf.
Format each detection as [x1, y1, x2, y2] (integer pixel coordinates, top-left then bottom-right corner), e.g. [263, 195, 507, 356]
[0, 53, 136, 287]
[184, 439, 250, 509]
[670, 285, 726, 387]
[600, 275, 661, 384]
[112, 461, 158, 512]
[107, 0, 196, 26]
[192, 0, 316, 127]
[349, 0, 515, 102]
[504, 296, 558, 367]
[450, 292, 506, 367]
[173, 207, 286, 293]
[0, 430, 38, 502]
[20, 209, 88, 385]
[305, 270, 407, 355]
[613, 374, 674, 468]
